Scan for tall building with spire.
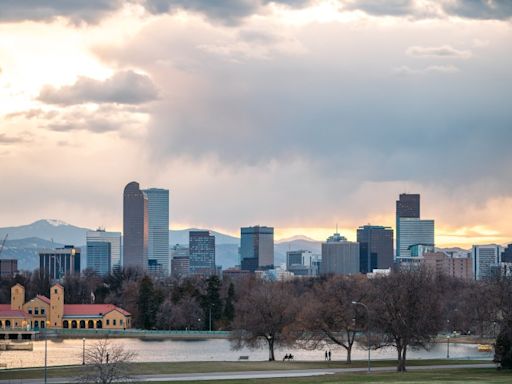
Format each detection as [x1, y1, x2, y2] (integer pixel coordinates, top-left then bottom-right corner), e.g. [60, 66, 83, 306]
[123, 181, 148, 270]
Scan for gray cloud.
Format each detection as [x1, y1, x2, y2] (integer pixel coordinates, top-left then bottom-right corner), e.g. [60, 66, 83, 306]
[38, 70, 158, 106]
[442, 0, 512, 20]
[0, 0, 122, 23]
[406, 45, 472, 59]
[342, 0, 415, 16]
[394, 64, 460, 74]
[0, 133, 28, 145]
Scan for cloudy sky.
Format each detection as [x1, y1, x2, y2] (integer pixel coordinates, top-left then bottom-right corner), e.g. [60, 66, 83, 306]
[1, 0, 511, 246]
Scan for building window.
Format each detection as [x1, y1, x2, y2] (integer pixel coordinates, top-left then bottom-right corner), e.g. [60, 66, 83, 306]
[28, 307, 32, 314]
[41, 308, 46, 315]
[113, 319, 116, 326]
[120, 319, 123, 325]
[106, 320, 110, 325]
[34, 307, 39, 315]
[54, 289, 58, 294]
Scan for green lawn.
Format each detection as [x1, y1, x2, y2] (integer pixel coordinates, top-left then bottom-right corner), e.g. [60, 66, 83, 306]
[0, 360, 491, 381]
[127, 368, 511, 384]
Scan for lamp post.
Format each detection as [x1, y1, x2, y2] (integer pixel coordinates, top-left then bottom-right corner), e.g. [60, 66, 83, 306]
[82, 338, 86, 365]
[352, 301, 370, 373]
[44, 320, 50, 384]
[209, 304, 214, 332]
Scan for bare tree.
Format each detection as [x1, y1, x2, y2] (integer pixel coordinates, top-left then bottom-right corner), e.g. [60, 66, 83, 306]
[78, 338, 136, 384]
[298, 276, 367, 363]
[231, 279, 298, 361]
[369, 267, 442, 372]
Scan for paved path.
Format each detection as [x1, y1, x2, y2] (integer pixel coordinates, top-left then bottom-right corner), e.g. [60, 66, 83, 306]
[0, 363, 496, 383]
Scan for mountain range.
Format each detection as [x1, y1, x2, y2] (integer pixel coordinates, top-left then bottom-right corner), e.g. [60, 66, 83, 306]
[0, 219, 321, 271]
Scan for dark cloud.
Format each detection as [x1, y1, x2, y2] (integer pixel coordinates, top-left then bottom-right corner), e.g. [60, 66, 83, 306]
[442, 0, 512, 20]
[38, 70, 158, 105]
[0, 0, 122, 23]
[46, 119, 119, 133]
[406, 45, 472, 59]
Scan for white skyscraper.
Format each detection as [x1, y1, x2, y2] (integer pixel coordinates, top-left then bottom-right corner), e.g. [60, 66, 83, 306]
[143, 188, 170, 275]
[396, 218, 435, 260]
[86, 229, 122, 273]
[472, 244, 503, 280]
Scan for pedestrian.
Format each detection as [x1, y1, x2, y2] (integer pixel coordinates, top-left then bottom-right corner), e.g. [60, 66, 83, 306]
[325, 350, 328, 361]
[328, 350, 331, 361]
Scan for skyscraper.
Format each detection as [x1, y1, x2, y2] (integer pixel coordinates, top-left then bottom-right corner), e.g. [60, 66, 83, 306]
[396, 193, 420, 258]
[320, 232, 359, 275]
[86, 229, 122, 273]
[357, 225, 394, 273]
[86, 241, 111, 276]
[189, 230, 216, 276]
[472, 244, 503, 280]
[143, 188, 170, 275]
[396, 218, 435, 259]
[240, 226, 274, 272]
[123, 181, 148, 270]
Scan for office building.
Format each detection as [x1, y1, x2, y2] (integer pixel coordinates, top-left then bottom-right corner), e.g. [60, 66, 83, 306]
[421, 252, 473, 280]
[320, 232, 359, 275]
[171, 244, 190, 278]
[396, 193, 422, 259]
[86, 229, 121, 273]
[0, 259, 18, 277]
[189, 231, 216, 276]
[396, 218, 434, 260]
[39, 246, 81, 281]
[240, 226, 274, 272]
[472, 244, 503, 280]
[143, 188, 170, 275]
[357, 225, 393, 273]
[286, 250, 314, 276]
[123, 181, 148, 270]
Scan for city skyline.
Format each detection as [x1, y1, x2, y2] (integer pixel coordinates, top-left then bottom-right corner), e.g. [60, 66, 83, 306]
[1, 2, 511, 249]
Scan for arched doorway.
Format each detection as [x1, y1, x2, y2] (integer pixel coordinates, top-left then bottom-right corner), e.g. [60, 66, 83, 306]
[5, 320, 11, 328]
[63, 320, 69, 328]
[88, 320, 94, 329]
[71, 320, 78, 329]
[34, 320, 39, 329]
[80, 320, 86, 329]
[96, 320, 102, 329]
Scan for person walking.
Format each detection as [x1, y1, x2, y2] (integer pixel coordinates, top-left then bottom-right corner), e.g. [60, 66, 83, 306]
[328, 350, 331, 361]
[325, 350, 328, 361]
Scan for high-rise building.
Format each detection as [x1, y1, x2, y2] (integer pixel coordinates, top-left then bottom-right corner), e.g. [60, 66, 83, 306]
[0, 259, 18, 277]
[320, 232, 359, 275]
[86, 229, 122, 273]
[472, 244, 503, 280]
[39, 246, 81, 281]
[240, 226, 274, 272]
[357, 225, 394, 273]
[396, 218, 434, 259]
[123, 181, 148, 270]
[420, 252, 473, 280]
[396, 193, 421, 258]
[143, 188, 170, 275]
[189, 231, 216, 276]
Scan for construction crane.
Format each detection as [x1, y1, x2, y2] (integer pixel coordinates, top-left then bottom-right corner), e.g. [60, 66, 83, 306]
[0, 234, 8, 258]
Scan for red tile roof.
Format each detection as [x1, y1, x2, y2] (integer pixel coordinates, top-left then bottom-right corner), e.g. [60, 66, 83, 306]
[36, 295, 50, 304]
[0, 305, 28, 319]
[63, 304, 131, 317]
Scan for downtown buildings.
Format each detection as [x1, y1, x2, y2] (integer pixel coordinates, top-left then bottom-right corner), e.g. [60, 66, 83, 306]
[320, 231, 359, 275]
[189, 230, 216, 276]
[357, 225, 394, 273]
[86, 229, 122, 276]
[39, 245, 81, 281]
[240, 226, 274, 272]
[123, 182, 170, 274]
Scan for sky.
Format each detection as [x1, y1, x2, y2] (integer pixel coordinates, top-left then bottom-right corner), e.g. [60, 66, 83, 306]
[1, 0, 511, 247]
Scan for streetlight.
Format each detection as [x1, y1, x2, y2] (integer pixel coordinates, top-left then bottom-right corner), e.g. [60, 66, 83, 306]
[352, 301, 371, 373]
[209, 304, 215, 332]
[82, 338, 86, 365]
[446, 335, 450, 359]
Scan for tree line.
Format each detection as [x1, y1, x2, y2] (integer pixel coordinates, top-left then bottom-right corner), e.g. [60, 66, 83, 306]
[1, 266, 512, 371]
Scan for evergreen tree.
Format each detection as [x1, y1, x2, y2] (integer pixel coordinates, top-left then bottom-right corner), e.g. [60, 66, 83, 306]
[223, 282, 235, 323]
[201, 276, 223, 330]
[494, 322, 512, 369]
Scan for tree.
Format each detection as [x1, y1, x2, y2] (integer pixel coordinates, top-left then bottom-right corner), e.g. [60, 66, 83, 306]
[231, 280, 298, 361]
[494, 321, 512, 369]
[156, 296, 203, 330]
[223, 282, 235, 323]
[298, 276, 367, 363]
[78, 338, 135, 384]
[136, 276, 163, 329]
[370, 267, 442, 372]
[200, 276, 223, 330]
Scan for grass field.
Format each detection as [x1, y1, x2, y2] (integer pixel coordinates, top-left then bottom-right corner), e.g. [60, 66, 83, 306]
[0, 359, 492, 381]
